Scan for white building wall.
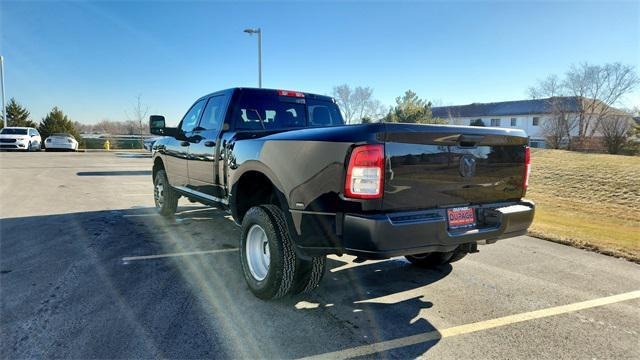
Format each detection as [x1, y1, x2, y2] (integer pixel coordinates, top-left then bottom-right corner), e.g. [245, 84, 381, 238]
[445, 113, 583, 148]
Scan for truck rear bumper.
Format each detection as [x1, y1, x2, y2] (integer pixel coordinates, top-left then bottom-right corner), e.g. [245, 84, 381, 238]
[340, 200, 535, 259]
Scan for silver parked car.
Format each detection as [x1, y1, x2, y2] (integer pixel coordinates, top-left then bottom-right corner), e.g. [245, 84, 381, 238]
[44, 133, 79, 151]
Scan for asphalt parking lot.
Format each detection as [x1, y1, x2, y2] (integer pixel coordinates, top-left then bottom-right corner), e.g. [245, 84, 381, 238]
[1, 151, 639, 359]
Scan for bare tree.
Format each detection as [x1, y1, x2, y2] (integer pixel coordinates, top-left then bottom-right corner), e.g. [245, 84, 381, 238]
[332, 85, 356, 124]
[365, 99, 388, 121]
[529, 76, 577, 148]
[352, 86, 373, 121]
[528, 74, 562, 99]
[332, 84, 385, 124]
[600, 115, 633, 154]
[563, 62, 639, 147]
[545, 97, 580, 149]
[95, 119, 125, 134]
[125, 94, 149, 146]
[72, 121, 92, 134]
[528, 62, 639, 150]
[540, 113, 570, 149]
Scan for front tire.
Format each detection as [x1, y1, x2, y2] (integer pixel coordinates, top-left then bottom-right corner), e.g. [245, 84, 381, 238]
[154, 169, 178, 216]
[240, 205, 296, 300]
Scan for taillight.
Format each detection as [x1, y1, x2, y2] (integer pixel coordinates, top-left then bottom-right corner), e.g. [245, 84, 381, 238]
[345, 144, 384, 199]
[523, 146, 531, 195]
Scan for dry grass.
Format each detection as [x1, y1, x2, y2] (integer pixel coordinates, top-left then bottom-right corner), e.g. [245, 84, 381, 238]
[526, 149, 640, 262]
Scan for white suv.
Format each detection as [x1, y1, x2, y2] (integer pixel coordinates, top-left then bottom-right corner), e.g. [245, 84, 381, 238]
[0, 127, 42, 151]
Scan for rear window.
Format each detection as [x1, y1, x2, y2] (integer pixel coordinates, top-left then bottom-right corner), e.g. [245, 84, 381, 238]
[307, 99, 344, 127]
[52, 133, 74, 139]
[234, 92, 344, 130]
[0, 128, 28, 135]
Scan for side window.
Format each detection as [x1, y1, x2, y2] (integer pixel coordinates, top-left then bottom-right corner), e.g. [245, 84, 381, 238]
[199, 96, 228, 131]
[180, 100, 206, 133]
[28, 129, 34, 136]
[532, 117, 540, 126]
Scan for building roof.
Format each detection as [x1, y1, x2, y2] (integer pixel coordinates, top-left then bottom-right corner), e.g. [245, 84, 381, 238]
[432, 97, 629, 118]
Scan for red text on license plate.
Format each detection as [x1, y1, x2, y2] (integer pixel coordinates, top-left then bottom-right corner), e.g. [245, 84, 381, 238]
[447, 207, 475, 229]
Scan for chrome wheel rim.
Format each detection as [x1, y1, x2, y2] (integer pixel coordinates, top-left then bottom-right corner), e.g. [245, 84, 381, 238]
[154, 177, 164, 207]
[246, 224, 270, 281]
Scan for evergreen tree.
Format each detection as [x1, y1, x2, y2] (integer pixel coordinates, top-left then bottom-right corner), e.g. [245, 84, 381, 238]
[383, 90, 444, 124]
[3, 98, 36, 128]
[38, 107, 81, 142]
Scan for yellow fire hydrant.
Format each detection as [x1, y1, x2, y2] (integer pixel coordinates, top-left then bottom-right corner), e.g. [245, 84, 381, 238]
[103, 140, 110, 151]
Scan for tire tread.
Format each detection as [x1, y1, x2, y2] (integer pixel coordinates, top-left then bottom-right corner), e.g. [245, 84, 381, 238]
[155, 170, 178, 216]
[301, 256, 326, 293]
[259, 205, 296, 299]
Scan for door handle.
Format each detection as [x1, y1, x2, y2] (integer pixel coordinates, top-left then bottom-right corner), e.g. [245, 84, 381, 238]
[180, 141, 190, 147]
[204, 141, 216, 147]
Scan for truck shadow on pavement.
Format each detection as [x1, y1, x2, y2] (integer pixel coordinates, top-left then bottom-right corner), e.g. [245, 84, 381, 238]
[1, 206, 450, 359]
[76, 170, 152, 176]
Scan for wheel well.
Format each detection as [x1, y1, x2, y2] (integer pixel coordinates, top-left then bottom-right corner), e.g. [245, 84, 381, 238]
[152, 158, 165, 180]
[235, 171, 282, 223]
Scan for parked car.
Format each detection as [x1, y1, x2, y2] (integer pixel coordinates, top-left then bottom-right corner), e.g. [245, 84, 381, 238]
[149, 87, 534, 300]
[0, 127, 42, 151]
[44, 133, 78, 151]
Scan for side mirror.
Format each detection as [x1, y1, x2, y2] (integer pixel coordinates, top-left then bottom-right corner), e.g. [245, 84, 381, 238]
[149, 115, 166, 136]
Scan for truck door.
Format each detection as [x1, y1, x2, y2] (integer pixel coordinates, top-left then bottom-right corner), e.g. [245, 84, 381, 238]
[164, 99, 205, 187]
[187, 94, 229, 198]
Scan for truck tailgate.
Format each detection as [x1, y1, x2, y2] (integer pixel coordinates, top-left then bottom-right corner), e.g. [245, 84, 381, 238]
[382, 123, 528, 211]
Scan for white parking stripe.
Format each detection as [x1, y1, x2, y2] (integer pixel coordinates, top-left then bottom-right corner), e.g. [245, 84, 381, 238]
[300, 290, 640, 360]
[122, 248, 238, 262]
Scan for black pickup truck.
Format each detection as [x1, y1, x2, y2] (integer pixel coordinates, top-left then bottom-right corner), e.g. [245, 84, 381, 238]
[149, 87, 534, 299]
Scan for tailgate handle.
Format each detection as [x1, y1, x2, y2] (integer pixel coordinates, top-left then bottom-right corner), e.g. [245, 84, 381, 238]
[458, 134, 484, 147]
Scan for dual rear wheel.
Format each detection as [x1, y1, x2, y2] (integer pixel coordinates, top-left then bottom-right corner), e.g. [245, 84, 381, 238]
[240, 205, 325, 300]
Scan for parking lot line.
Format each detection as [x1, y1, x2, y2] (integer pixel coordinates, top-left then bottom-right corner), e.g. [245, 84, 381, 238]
[122, 248, 238, 262]
[300, 290, 640, 360]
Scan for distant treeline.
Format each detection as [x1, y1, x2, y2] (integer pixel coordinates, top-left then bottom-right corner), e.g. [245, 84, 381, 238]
[73, 119, 149, 136]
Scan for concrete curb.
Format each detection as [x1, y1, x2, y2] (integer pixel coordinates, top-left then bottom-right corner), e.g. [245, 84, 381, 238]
[528, 232, 640, 265]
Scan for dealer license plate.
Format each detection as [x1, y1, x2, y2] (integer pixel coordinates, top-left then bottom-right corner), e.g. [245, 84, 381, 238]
[447, 207, 476, 229]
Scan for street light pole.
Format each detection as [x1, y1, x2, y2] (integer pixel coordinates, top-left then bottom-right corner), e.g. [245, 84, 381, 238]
[244, 28, 262, 88]
[257, 29, 262, 88]
[0, 56, 6, 128]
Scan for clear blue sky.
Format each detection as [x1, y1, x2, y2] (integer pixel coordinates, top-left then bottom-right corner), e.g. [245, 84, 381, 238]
[2, 1, 639, 125]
